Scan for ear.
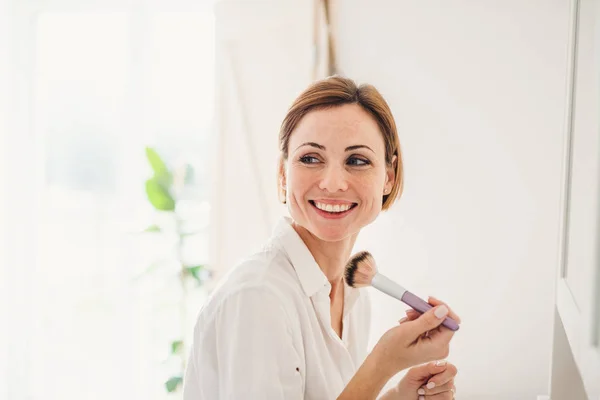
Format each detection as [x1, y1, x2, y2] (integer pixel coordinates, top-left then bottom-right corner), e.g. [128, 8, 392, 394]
[278, 156, 288, 204]
[384, 155, 397, 194]
[278, 156, 287, 189]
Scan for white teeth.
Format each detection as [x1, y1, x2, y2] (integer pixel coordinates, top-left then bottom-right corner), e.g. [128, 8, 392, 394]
[314, 202, 353, 213]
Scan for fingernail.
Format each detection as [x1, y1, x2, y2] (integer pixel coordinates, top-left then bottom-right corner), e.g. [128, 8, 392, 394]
[426, 381, 436, 390]
[417, 388, 425, 395]
[399, 317, 408, 323]
[434, 305, 448, 319]
[435, 359, 447, 367]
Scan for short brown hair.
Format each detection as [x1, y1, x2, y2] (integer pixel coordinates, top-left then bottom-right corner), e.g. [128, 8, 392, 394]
[278, 76, 403, 211]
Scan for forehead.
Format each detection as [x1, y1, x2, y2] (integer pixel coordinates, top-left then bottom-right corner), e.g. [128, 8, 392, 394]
[289, 103, 384, 150]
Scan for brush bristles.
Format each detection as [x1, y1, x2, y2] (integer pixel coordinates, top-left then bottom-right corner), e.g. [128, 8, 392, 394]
[344, 251, 377, 288]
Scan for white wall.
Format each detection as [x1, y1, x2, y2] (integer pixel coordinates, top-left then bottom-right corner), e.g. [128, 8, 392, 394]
[214, 0, 573, 399]
[332, 1, 570, 399]
[552, 0, 600, 397]
[551, 308, 589, 400]
[1, 3, 36, 396]
[211, 0, 319, 280]
[0, 0, 8, 397]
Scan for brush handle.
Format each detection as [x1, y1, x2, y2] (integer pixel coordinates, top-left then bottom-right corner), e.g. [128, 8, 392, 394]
[401, 291, 460, 331]
[371, 273, 408, 301]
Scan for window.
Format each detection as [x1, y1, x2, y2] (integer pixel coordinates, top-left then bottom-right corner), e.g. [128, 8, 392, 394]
[4, 2, 215, 399]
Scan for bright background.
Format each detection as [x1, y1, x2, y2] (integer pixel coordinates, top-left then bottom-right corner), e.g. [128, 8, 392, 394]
[1, 1, 597, 399]
[2, 0, 216, 399]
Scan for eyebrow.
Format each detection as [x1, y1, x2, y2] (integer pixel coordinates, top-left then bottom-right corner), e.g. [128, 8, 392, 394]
[295, 142, 375, 154]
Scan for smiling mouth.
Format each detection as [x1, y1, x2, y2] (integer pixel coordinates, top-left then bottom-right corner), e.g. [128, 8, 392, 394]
[309, 200, 358, 214]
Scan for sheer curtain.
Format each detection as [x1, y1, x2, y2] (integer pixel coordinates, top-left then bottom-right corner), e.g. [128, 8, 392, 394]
[2, 1, 215, 399]
[211, 0, 316, 279]
[1, 1, 10, 399]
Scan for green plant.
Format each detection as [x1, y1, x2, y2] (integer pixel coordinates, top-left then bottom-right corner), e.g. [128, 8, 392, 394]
[142, 146, 210, 394]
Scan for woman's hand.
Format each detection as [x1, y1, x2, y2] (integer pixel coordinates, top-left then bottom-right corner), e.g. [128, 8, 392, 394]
[372, 297, 461, 375]
[394, 360, 457, 400]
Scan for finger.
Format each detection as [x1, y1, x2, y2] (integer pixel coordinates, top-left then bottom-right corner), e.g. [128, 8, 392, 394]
[418, 379, 454, 395]
[405, 305, 450, 338]
[405, 310, 420, 320]
[399, 309, 420, 324]
[424, 362, 457, 387]
[404, 360, 448, 382]
[406, 309, 419, 318]
[427, 323, 456, 344]
[419, 383, 455, 399]
[407, 304, 459, 335]
[418, 384, 455, 399]
[418, 327, 455, 361]
[428, 296, 461, 324]
[427, 297, 460, 324]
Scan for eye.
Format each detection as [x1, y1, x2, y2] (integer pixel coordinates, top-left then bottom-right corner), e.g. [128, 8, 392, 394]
[299, 155, 320, 164]
[347, 156, 370, 166]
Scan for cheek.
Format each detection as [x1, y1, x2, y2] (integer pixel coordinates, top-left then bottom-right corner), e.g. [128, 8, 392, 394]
[356, 173, 385, 200]
[287, 168, 312, 197]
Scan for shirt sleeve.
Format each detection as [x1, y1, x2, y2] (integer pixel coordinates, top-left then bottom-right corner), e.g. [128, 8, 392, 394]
[184, 286, 304, 400]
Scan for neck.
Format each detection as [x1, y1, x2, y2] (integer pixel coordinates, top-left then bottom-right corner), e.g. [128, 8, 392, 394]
[291, 221, 358, 297]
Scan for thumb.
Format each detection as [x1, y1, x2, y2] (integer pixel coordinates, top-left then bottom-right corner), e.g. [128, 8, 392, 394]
[406, 305, 449, 336]
[403, 360, 448, 384]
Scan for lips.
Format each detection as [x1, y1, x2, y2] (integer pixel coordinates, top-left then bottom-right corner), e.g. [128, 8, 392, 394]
[309, 200, 358, 219]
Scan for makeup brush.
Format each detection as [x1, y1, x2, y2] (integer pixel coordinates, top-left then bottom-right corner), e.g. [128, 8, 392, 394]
[344, 251, 460, 331]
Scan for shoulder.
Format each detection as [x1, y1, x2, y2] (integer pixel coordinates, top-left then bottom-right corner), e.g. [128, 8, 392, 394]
[222, 245, 299, 292]
[217, 244, 301, 303]
[195, 246, 302, 327]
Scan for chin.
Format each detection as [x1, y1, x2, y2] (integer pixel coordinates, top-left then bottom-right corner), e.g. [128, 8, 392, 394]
[305, 219, 360, 242]
[312, 228, 351, 242]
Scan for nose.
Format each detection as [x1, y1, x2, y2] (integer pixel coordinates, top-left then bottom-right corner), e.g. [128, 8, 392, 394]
[318, 164, 348, 193]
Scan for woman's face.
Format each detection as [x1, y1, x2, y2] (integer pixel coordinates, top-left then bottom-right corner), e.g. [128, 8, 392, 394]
[282, 103, 396, 242]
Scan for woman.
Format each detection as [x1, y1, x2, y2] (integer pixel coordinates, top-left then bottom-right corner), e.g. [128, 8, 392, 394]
[183, 76, 460, 399]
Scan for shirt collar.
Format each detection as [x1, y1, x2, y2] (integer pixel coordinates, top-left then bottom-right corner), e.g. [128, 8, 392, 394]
[272, 216, 361, 308]
[273, 217, 327, 297]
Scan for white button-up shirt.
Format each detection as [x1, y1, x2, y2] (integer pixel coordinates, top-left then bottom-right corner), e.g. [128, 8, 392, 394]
[183, 217, 371, 399]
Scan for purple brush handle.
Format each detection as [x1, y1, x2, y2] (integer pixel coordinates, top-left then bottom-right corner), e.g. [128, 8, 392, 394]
[401, 291, 460, 331]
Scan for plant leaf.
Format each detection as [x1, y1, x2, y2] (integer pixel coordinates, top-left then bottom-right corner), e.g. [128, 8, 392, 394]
[165, 375, 183, 393]
[180, 231, 200, 238]
[171, 340, 183, 355]
[145, 147, 173, 191]
[144, 224, 161, 233]
[146, 146, 170, 175]
[145, 178, 175, 211]
[185, 265, 206, 284]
